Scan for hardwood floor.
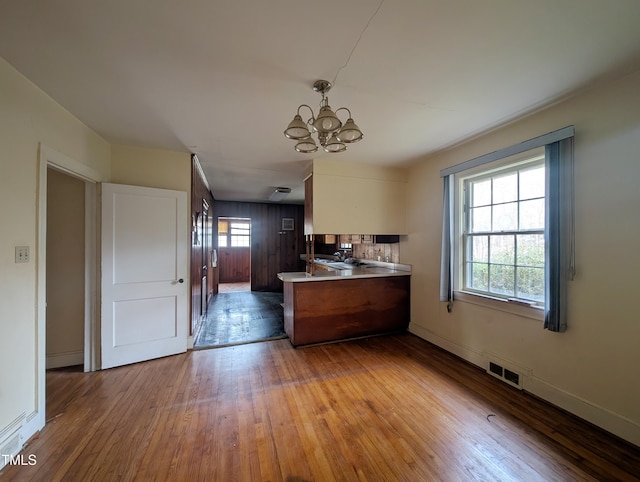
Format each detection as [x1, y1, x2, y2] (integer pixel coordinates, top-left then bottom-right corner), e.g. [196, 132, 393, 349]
[2, 334, 639, 481]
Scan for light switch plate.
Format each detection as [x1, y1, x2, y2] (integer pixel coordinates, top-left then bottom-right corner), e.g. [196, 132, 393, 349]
[15, 246, 30, 263]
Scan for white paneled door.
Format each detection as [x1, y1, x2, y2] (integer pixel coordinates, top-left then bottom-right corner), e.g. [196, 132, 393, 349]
[101, 183, 188, 369]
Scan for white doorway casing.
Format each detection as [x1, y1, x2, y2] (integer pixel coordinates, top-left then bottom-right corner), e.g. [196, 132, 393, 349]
[36, 145, 102, 433]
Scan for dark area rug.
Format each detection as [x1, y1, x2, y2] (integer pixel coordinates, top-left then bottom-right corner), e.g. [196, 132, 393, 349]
[193, 291, 286, 348]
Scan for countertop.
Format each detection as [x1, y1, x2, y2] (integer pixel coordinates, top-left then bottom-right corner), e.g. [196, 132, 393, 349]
[278, 260, 411, 283]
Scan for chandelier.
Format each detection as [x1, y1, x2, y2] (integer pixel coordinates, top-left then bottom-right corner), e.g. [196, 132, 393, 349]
[284, 80, 363, 154]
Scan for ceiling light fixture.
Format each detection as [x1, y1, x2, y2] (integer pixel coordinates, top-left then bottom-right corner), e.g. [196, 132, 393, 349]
[268, 186, 291, 202]
[284, 80, 363, 154]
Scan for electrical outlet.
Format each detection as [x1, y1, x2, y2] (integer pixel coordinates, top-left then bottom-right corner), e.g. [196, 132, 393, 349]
[15, 246, 30, 263]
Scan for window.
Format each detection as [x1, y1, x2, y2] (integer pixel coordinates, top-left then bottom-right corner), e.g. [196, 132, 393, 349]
[218, 218, 250, 248]
[461, 153, 545, 304]
[440, 126, 574, 331]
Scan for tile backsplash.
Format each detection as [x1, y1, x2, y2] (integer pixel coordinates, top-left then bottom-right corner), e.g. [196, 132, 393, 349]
[353, 243, 399, 263]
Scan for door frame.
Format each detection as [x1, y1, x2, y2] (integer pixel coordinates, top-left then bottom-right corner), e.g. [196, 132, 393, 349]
[36, 144, 103, 429]
[217, 216, 252, 284]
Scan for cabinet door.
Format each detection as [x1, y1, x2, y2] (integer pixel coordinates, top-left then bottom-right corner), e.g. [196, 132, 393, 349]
[350, 234, 362, 244]
[361, 234, 374, 243]
[304, 175, 313, 235]
[322, 234, 337, 244]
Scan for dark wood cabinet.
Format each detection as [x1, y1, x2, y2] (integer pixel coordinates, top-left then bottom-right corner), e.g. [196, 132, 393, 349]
[304, 175, 313, 235]
[283, 275, 410, 346]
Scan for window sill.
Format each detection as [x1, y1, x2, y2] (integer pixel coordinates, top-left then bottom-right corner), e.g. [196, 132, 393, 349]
[453, 290, 544, 321]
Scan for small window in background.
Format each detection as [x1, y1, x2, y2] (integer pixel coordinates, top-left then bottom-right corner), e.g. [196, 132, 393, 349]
[218, 218, 250, 248]
[218, 219, 228, 247]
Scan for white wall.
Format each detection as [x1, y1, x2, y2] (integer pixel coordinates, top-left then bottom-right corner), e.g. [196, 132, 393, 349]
[111, 144, 190, 193]
[0, 57, 110, 456]
[405, 69, 640, 445]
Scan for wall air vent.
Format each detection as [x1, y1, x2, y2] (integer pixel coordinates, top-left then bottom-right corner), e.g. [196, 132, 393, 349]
[489, 362, 503, 377]
[486, 360, 523, 390]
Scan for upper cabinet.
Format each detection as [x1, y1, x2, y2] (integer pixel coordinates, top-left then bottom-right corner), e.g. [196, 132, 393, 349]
[304, 159, 408, 235]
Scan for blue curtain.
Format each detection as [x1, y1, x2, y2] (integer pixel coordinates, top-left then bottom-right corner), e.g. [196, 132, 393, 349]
[544, 138, 574, 332]
[440, 176, 453, 311]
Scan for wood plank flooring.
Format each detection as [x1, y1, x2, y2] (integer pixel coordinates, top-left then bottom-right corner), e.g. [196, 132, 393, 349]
[2, 333, 639, 481]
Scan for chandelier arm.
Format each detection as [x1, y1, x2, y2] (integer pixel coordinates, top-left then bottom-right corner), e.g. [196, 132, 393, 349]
[334, 107, 352, 121]
[297, 104, 316, 123]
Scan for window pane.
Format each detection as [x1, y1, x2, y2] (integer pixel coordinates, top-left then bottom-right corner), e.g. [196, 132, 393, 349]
[218, 236, 227, 247]
[490, 235, 514, 264]
[471, 206, 491, 232]
[231, 235, 249, 247]
[230, 223, 250, 235]
[520, 166, 545, 200]
[218, 220, 228, 234]
[519, 199, 544, 230]
[489, 264, 515, 296]
[493, 172, 517, 203]
[470, 235, 488, 263]
[467, 262, 488, 291]
[471, 179, 491, 207]
[516, 267, 544, 301]
[493, 202, 517, 231]
[516, 234, 544, 267]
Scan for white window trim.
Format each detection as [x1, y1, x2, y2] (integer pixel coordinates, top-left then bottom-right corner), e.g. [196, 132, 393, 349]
[453, 148, 546, 321]
[453, 290, 544, 321]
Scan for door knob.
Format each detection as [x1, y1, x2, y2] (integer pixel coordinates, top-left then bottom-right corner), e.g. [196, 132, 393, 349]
[178, 278, 184, 283]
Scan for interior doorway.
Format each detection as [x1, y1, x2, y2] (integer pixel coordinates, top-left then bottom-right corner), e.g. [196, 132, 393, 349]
[217, 217, 251, 291]
[36, 145, 100, 434]
[193, 216, 286, 349]
[45, 168, 86, 370]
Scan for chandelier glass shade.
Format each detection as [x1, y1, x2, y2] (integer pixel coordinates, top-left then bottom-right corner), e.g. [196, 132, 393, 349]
[284, 80, 363, 154]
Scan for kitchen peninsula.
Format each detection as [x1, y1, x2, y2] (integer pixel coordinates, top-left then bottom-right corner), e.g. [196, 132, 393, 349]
[278, 261, 411, 346]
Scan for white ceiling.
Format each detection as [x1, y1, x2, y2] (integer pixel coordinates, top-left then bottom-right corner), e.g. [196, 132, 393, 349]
[2, 0, 640, 204]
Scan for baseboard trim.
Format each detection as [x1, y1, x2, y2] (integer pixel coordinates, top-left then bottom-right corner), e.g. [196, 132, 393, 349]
[408, 323, 640, 447]
[526, 376, 640, 447]
[0, 413, 25, 470]
[408, 323, 485, 367]
[46, 350, 83, 369]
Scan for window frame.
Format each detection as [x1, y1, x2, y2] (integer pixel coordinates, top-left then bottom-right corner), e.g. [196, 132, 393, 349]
[218, 218, 251, 248]
[453, 148, 546, 320]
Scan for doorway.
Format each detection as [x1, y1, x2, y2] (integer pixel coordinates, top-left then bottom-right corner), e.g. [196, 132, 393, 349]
[217, 217, 251, 291]
[45, 168, 85, 370]
[193, 216, 286, 348]
[35, 146, 100, 434]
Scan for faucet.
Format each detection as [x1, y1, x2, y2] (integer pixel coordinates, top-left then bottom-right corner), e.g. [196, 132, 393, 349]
[333, 250, 348, 261]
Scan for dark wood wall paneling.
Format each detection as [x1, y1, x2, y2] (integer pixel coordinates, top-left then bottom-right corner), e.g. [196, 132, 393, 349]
[191, 156, 215, 335]
[213, 201, 305, 292]
[218, 247, 250, 282]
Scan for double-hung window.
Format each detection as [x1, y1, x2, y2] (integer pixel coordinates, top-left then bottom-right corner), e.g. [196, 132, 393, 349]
[462, 152, 545, 304]
[440, 126, 574, 331]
